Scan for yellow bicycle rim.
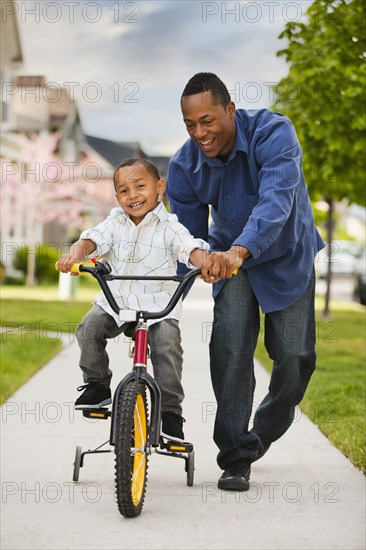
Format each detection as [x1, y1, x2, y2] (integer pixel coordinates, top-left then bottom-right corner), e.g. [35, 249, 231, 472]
[131, 393, 147, 505]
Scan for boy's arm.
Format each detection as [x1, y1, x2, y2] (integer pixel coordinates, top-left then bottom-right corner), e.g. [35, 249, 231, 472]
[189, 248, 209, 269]
[57, 239, 96, 273]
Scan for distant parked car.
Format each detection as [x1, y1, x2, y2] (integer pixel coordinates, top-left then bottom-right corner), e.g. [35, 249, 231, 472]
[353, 246, 366, 305]
[315, 240, 363, 279]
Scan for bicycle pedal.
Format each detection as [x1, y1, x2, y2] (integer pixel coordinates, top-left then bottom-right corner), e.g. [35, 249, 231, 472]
[82, 408, 111, 420]
[160, 439, 193, 453]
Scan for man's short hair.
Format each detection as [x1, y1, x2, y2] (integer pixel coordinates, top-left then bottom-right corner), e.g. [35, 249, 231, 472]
[113, 157, 160, 188]
[181, 72, 231, 108]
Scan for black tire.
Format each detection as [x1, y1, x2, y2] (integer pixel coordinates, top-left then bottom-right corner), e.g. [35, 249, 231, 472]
[115, 382, 149, 517]
[186, 450, 195, 487]
[73, 446, 82, 482]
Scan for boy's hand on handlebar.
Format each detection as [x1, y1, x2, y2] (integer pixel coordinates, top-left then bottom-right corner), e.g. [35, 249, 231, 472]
[57, 255, 81, 275]
[201, 246, 250, 283]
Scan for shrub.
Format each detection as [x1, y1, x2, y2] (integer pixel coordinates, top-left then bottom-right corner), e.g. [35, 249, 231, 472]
[14, 244, 60, 283]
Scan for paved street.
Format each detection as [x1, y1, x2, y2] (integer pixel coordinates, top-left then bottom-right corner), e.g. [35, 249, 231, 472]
[1, 281, 365, 550]
[315, 275, 356, 303]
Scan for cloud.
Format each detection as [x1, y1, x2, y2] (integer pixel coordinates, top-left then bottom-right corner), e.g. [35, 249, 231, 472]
[14, 0, 312, 154]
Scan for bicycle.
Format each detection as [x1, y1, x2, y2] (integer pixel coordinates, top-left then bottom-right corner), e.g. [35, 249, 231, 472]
[56, 258, 200, 518]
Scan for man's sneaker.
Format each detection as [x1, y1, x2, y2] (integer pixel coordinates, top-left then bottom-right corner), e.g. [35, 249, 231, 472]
[161, 411, 185, 442]
[74, 383, 112, 409]
[218, 459, 251, 491]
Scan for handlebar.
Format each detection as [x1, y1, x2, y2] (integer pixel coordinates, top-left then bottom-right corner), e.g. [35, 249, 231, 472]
[55, 259, 201, 321]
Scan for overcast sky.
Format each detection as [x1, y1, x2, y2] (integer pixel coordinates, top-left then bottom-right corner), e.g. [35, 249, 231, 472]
[14, 0, 312, 155]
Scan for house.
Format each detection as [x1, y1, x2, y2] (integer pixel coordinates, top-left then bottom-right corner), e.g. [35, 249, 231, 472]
[0, 0, 24, 159]
[0, 1, 170, 278]
[0, 74, 91, 266]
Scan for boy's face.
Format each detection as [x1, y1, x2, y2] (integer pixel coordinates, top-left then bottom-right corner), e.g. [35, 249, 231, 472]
[115, 164, 165, 225]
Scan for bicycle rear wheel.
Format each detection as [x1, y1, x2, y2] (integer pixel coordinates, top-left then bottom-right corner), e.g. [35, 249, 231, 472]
[115, 381, 149, 517]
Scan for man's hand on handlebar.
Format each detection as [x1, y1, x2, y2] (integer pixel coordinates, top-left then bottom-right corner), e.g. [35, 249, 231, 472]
[200, 245, 251, 283]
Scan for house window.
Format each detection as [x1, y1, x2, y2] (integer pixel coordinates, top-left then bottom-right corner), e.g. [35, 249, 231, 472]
[1, 69, 11, 124]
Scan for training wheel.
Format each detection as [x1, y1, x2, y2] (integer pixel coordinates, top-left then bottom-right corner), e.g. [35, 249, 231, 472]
[186, 450, 195, 486]
[73, 445, 82, 482]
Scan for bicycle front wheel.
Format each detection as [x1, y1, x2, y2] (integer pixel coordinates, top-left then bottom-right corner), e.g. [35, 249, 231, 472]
[114, 381, 149, 517]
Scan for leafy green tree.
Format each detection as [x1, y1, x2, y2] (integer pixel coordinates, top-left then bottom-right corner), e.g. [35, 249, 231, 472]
[273, 0, 366, 317]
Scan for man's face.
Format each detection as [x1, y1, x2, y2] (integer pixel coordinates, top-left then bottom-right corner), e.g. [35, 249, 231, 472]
[181, 91, 236, 160]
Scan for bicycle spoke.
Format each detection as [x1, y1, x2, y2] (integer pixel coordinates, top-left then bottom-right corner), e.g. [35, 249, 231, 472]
[131, 454, 146, 482]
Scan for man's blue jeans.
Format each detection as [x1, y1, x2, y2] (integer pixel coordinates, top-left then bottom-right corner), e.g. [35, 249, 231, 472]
[209, 268, 316, 469]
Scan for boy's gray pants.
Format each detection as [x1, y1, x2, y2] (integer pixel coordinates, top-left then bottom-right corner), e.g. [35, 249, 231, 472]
[76, 304, 184, 414]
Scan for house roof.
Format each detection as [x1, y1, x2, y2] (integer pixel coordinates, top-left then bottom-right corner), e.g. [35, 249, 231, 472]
[84, 135, 170, 176]
[149, 155, 170, 178]
[85, 135, 146, 170]
[85, 135, 169, 177]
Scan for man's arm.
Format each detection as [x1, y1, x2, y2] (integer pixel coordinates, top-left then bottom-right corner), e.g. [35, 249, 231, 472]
[233, 118, 303, 259]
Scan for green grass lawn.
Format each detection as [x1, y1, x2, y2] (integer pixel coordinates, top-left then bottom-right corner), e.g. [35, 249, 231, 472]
[0, 299, 92, 332]
[0, 275, 99, 302]
[0, 299, 90, 403]
[255, 302, 366, 474]
[1, 281, 95, 403]
[1, 333, 63, 403]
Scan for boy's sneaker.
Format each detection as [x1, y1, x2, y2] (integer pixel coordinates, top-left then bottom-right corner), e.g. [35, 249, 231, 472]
[161, 411, 186, 442]
[74, 383, 112, 409]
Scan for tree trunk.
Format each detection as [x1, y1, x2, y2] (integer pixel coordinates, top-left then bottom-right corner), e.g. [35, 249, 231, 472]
[26, 243, 36, 287]
[322, 196, 334, 320]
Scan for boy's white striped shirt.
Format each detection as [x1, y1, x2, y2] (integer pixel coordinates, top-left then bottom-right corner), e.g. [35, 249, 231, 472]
[80, 202, 209, 326]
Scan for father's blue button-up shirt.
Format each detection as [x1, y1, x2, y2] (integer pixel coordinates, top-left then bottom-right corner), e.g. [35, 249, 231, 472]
[166, 108, 324, 313]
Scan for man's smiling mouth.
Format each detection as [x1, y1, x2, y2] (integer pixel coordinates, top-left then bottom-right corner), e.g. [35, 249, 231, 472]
[199, 138, 215, 150]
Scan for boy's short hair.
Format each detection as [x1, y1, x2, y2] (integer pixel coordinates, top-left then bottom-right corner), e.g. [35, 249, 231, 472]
[181, 72, 231, 109]
[113, 158, 160, 188]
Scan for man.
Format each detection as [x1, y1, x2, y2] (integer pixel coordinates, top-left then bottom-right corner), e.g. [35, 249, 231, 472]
[166, 72, 324, 491]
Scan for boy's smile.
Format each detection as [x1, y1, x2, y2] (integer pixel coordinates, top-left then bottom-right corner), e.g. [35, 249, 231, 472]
[114, 164, 165, 225]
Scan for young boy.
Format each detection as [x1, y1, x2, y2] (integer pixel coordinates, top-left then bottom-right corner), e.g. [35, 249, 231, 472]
[57, 158, 210, 441]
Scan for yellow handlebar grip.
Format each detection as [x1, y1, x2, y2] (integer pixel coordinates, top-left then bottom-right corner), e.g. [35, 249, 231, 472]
[70, 263, 84, 274]
[55, 261, 84, 273]
[207, 267, 239, 277]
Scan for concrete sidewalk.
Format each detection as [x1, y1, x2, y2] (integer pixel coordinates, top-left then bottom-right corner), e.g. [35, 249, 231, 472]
[1, 281, 365, 550]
